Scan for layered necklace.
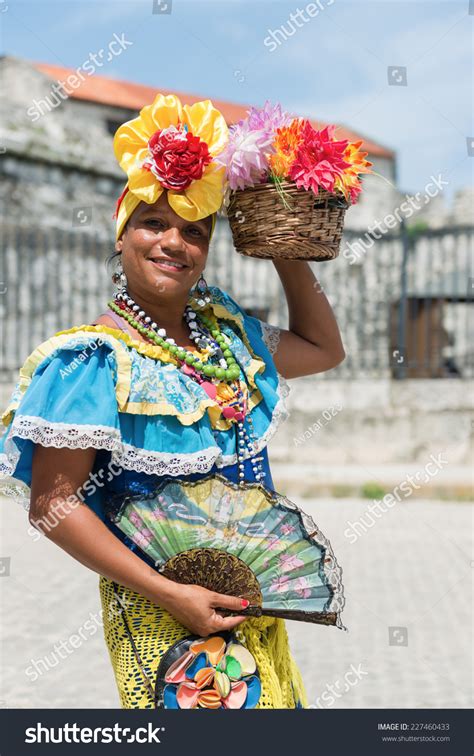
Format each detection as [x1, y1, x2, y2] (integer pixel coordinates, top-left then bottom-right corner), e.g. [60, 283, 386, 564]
[107, 290, 265, 485]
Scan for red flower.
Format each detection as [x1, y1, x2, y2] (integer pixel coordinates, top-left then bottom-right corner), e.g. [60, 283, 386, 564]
[288, 122, 351, 195]
[144, 123, 212, 191]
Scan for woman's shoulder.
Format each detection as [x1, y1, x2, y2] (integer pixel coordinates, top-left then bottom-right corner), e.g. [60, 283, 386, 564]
[208, 285, 282, 358]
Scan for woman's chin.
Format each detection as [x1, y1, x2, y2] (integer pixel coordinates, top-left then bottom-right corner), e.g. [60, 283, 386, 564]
[145, 275, 189, 296]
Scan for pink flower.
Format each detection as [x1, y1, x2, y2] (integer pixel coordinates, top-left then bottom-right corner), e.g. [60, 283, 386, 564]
[280, 523, 297, 536]
[218, 120, 274, 190]
[269, 576, 289, 594]
[294, 577, 311, 599]
[289, 123, 350, 194]
[266, 536, 282, 551]
[247, 100, 293, 133]
[150, 509, 167, 521]
[279, 554, 305, 572]
[130, 510, 145, 528]
[133, 529, 154, 548]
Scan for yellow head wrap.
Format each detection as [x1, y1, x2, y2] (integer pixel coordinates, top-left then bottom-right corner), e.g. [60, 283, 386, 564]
[113, 93, 228, 240]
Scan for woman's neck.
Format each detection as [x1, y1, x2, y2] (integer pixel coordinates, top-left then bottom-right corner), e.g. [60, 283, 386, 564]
[126, 288, 188, 331]
[121, 287, 196, 348]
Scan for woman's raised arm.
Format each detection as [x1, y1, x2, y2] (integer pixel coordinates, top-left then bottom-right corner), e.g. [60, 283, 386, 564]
[271, 259, 346, 379]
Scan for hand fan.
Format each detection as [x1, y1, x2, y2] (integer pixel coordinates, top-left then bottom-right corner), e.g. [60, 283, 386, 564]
[105, 473, 345, 628]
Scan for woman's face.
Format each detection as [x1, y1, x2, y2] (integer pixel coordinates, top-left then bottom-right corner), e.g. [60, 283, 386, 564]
[116, 191, 212, 301]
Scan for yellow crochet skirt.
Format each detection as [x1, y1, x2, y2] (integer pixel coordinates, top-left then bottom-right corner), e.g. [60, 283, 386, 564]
[99, 575, 308, 709]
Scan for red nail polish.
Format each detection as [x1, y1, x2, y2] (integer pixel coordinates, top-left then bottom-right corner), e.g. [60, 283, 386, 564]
[241, 598, 249, 609]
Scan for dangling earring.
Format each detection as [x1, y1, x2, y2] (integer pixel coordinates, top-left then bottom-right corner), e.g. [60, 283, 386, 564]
[191, 274, 211, 308]
[112, 256, 127, 296]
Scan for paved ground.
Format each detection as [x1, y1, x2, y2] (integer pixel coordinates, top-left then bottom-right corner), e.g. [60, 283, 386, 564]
[0, 492, 472, 709]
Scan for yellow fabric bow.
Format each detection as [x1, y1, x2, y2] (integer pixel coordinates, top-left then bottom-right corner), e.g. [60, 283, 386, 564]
[113, 93, 228, 239]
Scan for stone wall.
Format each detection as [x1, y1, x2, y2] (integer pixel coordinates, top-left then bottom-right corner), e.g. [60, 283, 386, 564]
[268, 377, 474, 466]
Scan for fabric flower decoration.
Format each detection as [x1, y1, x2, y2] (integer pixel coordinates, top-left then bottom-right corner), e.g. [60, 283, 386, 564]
[246, 100, 293, 133]
[269, 118, 305, 178]
[113, 93, 229, 238]
[218, 119, 274, 191]
[288, 123, 351, 194]
[334, 139, 373, 203]
[219, 101, 292, 191]
[218, 99, 371, 208]
[143, 124, 212, 190]
[162, 636, 261, 709]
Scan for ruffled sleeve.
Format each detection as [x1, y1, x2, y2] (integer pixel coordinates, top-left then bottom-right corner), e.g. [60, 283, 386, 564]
[0, 333, 124, 501]
[0, 329, 221, 497]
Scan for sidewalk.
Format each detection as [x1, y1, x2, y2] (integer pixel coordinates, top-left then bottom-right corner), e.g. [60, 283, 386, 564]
[272, 462, 473, 500]
[0, 492, 472, 709]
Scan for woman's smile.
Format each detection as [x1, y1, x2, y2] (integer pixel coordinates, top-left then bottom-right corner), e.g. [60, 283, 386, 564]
[147, 255, 191, 273]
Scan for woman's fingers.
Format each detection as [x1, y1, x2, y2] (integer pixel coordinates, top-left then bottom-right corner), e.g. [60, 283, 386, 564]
[210, 592, 249, 612]
[211, 613, 247, 631]
[216, 614, 247, 631]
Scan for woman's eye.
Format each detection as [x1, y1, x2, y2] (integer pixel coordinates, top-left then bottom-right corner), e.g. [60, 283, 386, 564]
[186, 226, 203, 237]
[145, 219, 165, 229]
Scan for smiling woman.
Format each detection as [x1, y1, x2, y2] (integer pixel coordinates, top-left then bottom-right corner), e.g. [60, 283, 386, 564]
[0, 92, 345, 711]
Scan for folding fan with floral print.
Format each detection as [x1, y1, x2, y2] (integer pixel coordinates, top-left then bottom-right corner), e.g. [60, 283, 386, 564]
[105, 473, 345, 628]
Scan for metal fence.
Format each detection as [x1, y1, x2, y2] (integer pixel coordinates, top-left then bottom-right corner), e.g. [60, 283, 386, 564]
[1, 220, 473, 380]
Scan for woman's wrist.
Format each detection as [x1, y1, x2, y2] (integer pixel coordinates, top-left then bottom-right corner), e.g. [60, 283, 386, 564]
[272, 258, 318, 287]
[139, 570, 182, 609]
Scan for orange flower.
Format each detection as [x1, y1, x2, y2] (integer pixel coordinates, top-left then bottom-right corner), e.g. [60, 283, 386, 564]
[334, 140, 372, 202]
[269, 118, 305, 178]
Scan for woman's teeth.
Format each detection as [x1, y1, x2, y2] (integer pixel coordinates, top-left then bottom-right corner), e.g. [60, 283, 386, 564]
[152, 260, 186, 270]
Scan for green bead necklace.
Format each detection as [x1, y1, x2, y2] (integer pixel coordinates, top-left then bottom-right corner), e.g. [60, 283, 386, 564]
[107, 298, 241, 384]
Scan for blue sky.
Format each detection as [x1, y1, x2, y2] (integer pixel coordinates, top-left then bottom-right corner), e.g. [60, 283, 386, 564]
[1, 0, 472, 199]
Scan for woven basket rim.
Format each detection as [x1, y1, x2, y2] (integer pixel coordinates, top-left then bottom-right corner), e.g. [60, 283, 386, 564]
[227, 179, 349, 202]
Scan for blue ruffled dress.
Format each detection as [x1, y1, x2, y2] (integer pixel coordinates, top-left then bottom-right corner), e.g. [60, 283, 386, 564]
[0, 284, 310, 709]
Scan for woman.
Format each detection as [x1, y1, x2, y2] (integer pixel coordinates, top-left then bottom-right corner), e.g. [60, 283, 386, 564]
[0, 94, 345, 709]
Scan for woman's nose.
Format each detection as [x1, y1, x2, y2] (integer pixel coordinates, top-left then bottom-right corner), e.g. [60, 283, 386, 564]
[159, 226, 185, 250]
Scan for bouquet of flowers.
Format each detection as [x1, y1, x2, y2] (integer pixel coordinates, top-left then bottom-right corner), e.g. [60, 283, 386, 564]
[219, 101, 372, 261]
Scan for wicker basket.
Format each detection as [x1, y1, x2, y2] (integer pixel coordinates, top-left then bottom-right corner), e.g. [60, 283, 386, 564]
[227, 180, 350, 261]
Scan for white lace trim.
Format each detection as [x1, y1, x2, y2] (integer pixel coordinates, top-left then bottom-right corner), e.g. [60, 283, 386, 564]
[258, 319, 291, 402]
[110, 443, 222, 477]
[0, 403, 291, 480]
[0, 369, 291, 502]
[302, 509, 346, 629]
[259, 320, 281, 356]
[0, 414, 223, 483]
[3, 415, 122, 453]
